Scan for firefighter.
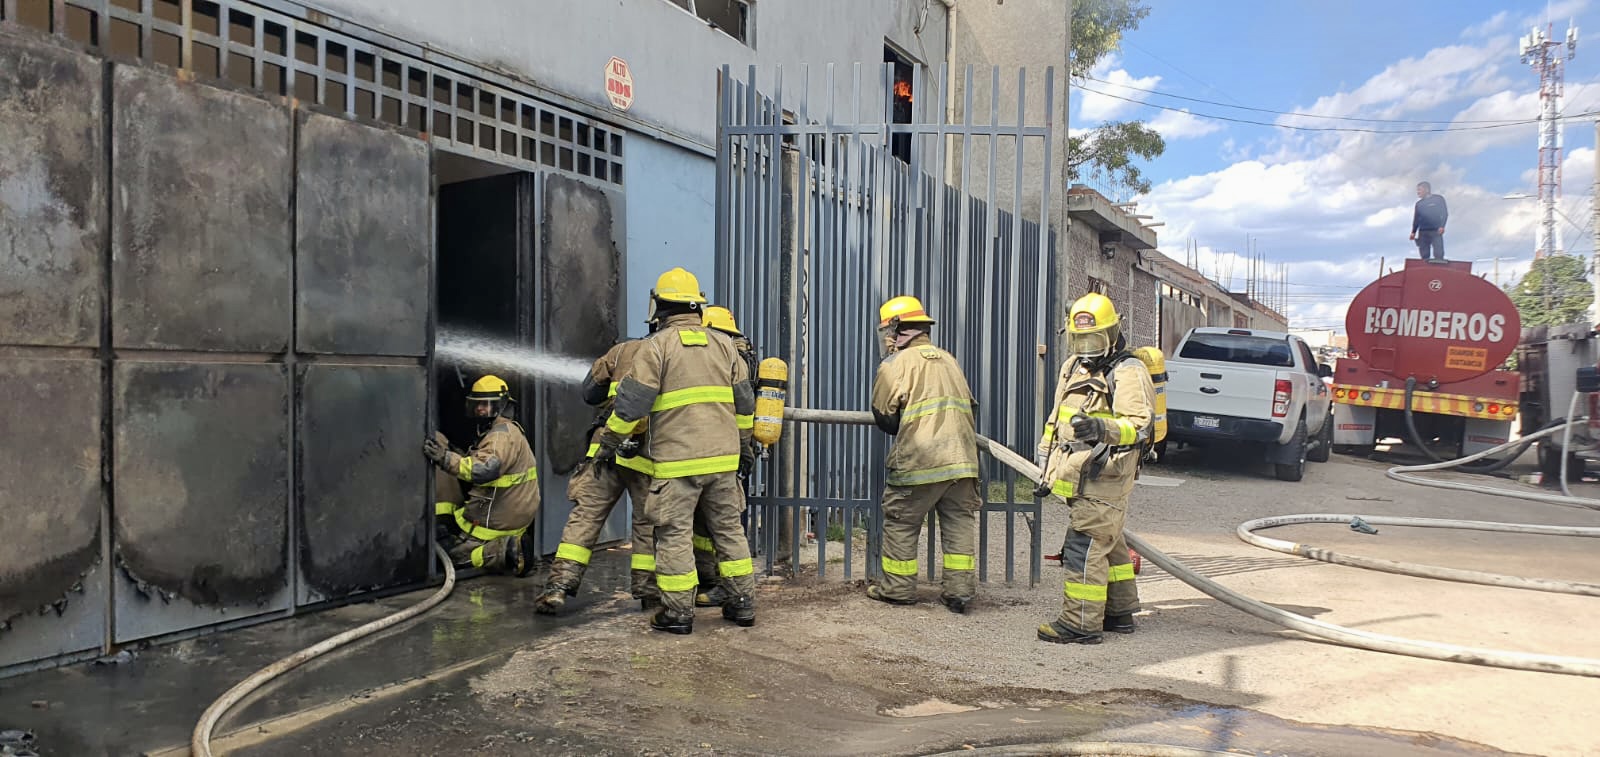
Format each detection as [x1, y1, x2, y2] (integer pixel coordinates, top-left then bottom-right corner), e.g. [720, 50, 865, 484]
[694, 306, 761, 607]
[598, 268, 758, 634]
[535, 338, 660, 614]
[1033, 293, 1153, 645]
[867, 295, 982, 613]
[424, 375, 540, 575]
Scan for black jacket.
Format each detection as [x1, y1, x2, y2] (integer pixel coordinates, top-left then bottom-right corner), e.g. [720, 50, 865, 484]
[1413, 194, 1448, 232]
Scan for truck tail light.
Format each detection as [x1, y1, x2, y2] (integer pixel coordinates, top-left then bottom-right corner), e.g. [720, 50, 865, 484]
[1273, 379, 1291, 418]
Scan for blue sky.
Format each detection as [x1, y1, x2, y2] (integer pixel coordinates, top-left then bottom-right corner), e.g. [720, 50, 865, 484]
[1072, 0, 1600, 332]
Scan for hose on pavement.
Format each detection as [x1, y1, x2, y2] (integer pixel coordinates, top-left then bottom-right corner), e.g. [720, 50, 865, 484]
[1385, 420, 1600, 511]
[192, 544, 457, 757]
[783, 406, 1600, 679]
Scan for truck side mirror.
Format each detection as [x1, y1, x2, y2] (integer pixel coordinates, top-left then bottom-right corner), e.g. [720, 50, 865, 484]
[1317, 363, 1334, 379]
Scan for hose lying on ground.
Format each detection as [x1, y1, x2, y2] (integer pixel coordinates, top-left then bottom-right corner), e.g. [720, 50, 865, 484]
[1238, 514, 1600, 597]
[1399, 376, 1536, 473]
[928, 742, 1232, 756]
[1386, 420, 1600, 511]
[784, 406, 1600, 679]
[192, 544, 457, 757]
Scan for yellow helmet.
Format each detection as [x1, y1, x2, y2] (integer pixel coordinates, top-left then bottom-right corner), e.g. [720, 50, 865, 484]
[702, 306, 742, 336]
[464, 375, 512, 420]
[878, 295, 936, 328]
[1066, 293, 1121, 358]
[652, 267, 707, 304]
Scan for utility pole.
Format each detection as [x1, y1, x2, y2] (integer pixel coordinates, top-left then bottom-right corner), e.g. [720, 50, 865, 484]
[1521, 21, 1579, 260]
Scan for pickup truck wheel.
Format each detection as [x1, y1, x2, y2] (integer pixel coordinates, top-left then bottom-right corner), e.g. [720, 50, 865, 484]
[1306, 413, 1332, 463]
[1274, 421, 1307, 482]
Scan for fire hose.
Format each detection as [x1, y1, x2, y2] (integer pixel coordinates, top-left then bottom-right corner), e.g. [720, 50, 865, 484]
[783, 407, 1600, 679]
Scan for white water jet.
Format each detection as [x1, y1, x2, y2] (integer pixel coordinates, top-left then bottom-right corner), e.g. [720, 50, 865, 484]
[435, 329, 593, 385]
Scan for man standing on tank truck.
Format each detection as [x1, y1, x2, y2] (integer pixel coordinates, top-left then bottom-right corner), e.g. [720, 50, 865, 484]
[1033, 293, 1154, 645]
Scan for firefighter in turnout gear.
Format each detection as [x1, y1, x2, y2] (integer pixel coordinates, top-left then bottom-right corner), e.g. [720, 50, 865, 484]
[424, 375, 540, 575]
[694, 306, 760, 607]
[867, 296, 982, 613]
[599, 268, 758, 634]
[535, 338, 660, 614]
[1033, 293, 1154, 645]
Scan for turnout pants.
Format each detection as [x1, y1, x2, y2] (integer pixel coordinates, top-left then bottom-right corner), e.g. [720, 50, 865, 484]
[877, 478, 980, 601]
[647, 473, 755, 613]
[549, 460, 657, 599]
[435, 470, 511, 572]
[1057, 496, 1141, 633]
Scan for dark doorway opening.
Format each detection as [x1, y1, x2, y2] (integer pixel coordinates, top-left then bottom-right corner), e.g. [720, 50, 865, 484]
[884, 45, 914, 163]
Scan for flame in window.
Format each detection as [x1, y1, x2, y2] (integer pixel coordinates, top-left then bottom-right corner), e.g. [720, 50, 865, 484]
[894, 80, 913, 103]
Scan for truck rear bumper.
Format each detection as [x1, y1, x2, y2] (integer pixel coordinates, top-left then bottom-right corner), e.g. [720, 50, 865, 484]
[1168, 410, 1283, 444]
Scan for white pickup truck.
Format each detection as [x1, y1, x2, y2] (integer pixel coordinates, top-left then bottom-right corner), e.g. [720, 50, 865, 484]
[1164, 327, 1334, 481]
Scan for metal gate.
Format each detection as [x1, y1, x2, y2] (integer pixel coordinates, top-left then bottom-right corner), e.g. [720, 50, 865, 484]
[715, 63, 1057, 586]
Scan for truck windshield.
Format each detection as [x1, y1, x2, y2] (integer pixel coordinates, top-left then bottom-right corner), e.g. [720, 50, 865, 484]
[1178, 333, 1295, 367]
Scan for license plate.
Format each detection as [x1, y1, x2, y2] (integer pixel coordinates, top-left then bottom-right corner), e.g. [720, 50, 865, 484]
[1194, 415, 1220, 429]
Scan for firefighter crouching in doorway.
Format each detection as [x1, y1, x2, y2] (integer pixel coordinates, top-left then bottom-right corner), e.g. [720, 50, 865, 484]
[694, 305, 763, 606]
[1033, 293, 1153, 645]
[598, 268, 758, 634]
[424, 375, 540, 575]
[866, 296, 982, 614]
[535, 337, 661, 614]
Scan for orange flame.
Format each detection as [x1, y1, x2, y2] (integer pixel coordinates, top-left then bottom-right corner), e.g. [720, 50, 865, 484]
[894, 80, 913, 103]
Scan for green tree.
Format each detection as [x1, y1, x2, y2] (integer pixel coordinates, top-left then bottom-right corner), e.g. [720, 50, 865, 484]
[1506, 255, 1593, 326]
[1070, 0, 1166, 195]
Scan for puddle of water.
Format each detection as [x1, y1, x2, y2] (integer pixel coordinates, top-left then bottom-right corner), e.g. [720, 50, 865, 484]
[883, 698, 982, 718]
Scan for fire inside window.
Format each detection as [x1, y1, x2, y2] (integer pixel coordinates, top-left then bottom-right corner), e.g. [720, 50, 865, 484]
[885, 46, 913, 162]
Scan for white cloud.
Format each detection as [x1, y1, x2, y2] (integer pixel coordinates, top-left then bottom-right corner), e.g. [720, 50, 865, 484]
[1465, 11, 1512, 39]
[1148, 108, 1223, 140]
[1074, 57, 1161, 123]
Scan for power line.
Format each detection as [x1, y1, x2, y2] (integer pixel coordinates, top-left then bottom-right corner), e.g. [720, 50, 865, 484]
[1081, 75, 1550, 124]
[1073, 84, 1600, 133]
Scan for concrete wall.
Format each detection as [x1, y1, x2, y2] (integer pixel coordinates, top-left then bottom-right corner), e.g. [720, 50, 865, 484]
[624, 136, 717, 336]
[1063, 220, 1157, 351]
[305, 0, 948, 150]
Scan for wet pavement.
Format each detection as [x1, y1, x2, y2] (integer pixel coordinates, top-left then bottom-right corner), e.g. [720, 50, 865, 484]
[0, 545, 1527, 756]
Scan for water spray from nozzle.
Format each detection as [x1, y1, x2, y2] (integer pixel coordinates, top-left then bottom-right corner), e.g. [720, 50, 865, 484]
[434, 329, 592, 385]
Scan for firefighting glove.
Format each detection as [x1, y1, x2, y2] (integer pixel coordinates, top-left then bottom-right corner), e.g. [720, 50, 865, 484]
[1032, 477, 1054, 499]
[617, 437, 641, 459]
[593, 437, 620, 467]
[422, 437, 450, 466]
[1069, 413, 1102, 445]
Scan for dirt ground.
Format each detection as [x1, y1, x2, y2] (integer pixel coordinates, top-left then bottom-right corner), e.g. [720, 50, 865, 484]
[188, 444, 1600, 756]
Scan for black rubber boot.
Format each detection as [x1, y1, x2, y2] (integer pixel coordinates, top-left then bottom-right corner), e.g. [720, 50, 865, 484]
[940, 595, 971, 615]
[866, 584, 917, 606]
[1103, 613, 1137, 634]
[504, 535, 530, 577]
[639, 596, 663, 612]
[696, 583, 733, 608]
[721, 595, 756, 627]
[650, 607, 694, 635]
[533, 580, 578, 615]
[1037, 619, 1103, 645]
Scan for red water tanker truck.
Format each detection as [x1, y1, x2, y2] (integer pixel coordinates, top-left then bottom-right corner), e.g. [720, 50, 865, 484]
[1331, 259, 1522, 458]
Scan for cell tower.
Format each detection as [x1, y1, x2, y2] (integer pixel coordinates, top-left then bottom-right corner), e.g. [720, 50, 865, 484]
[1521, 22, 1578, 259]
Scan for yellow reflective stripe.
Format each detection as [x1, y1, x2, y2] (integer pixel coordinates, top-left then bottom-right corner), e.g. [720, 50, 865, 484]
[881, 556, 919, 576]
[719, 557, 754, 578]
[555, 543, 593, 565]
[1051, 480, 1075, 498]
[736, 414, 755, 430]
[656, 570, 699, 592]
[1115, 419, 1138, 445]
[943, 554, 976, 571]
[484, 467, 537, 488]
[652, 385, 735, 411]
[1064, 581, 1108, 601]
[693, 535, 716, 552]
[886, 462, 980, 487]
[453, 508, 527, 541]
[631, 553, 657, 571]
[680, 330, 709, 346]
[616, 455, 656, 475]
[435, 501, 457, 516]
[586, 442, 601, 458]
[607, 413, 641, 435]
[1108, 563, 1136, 582]
[652, 454, 741, 478]
[607, 382, 620, 398]
[470, 545, 487, 568]
[1040, 424, 1056, 444]
[901, 396, 973, 422]
[456, 457, 474, 481]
